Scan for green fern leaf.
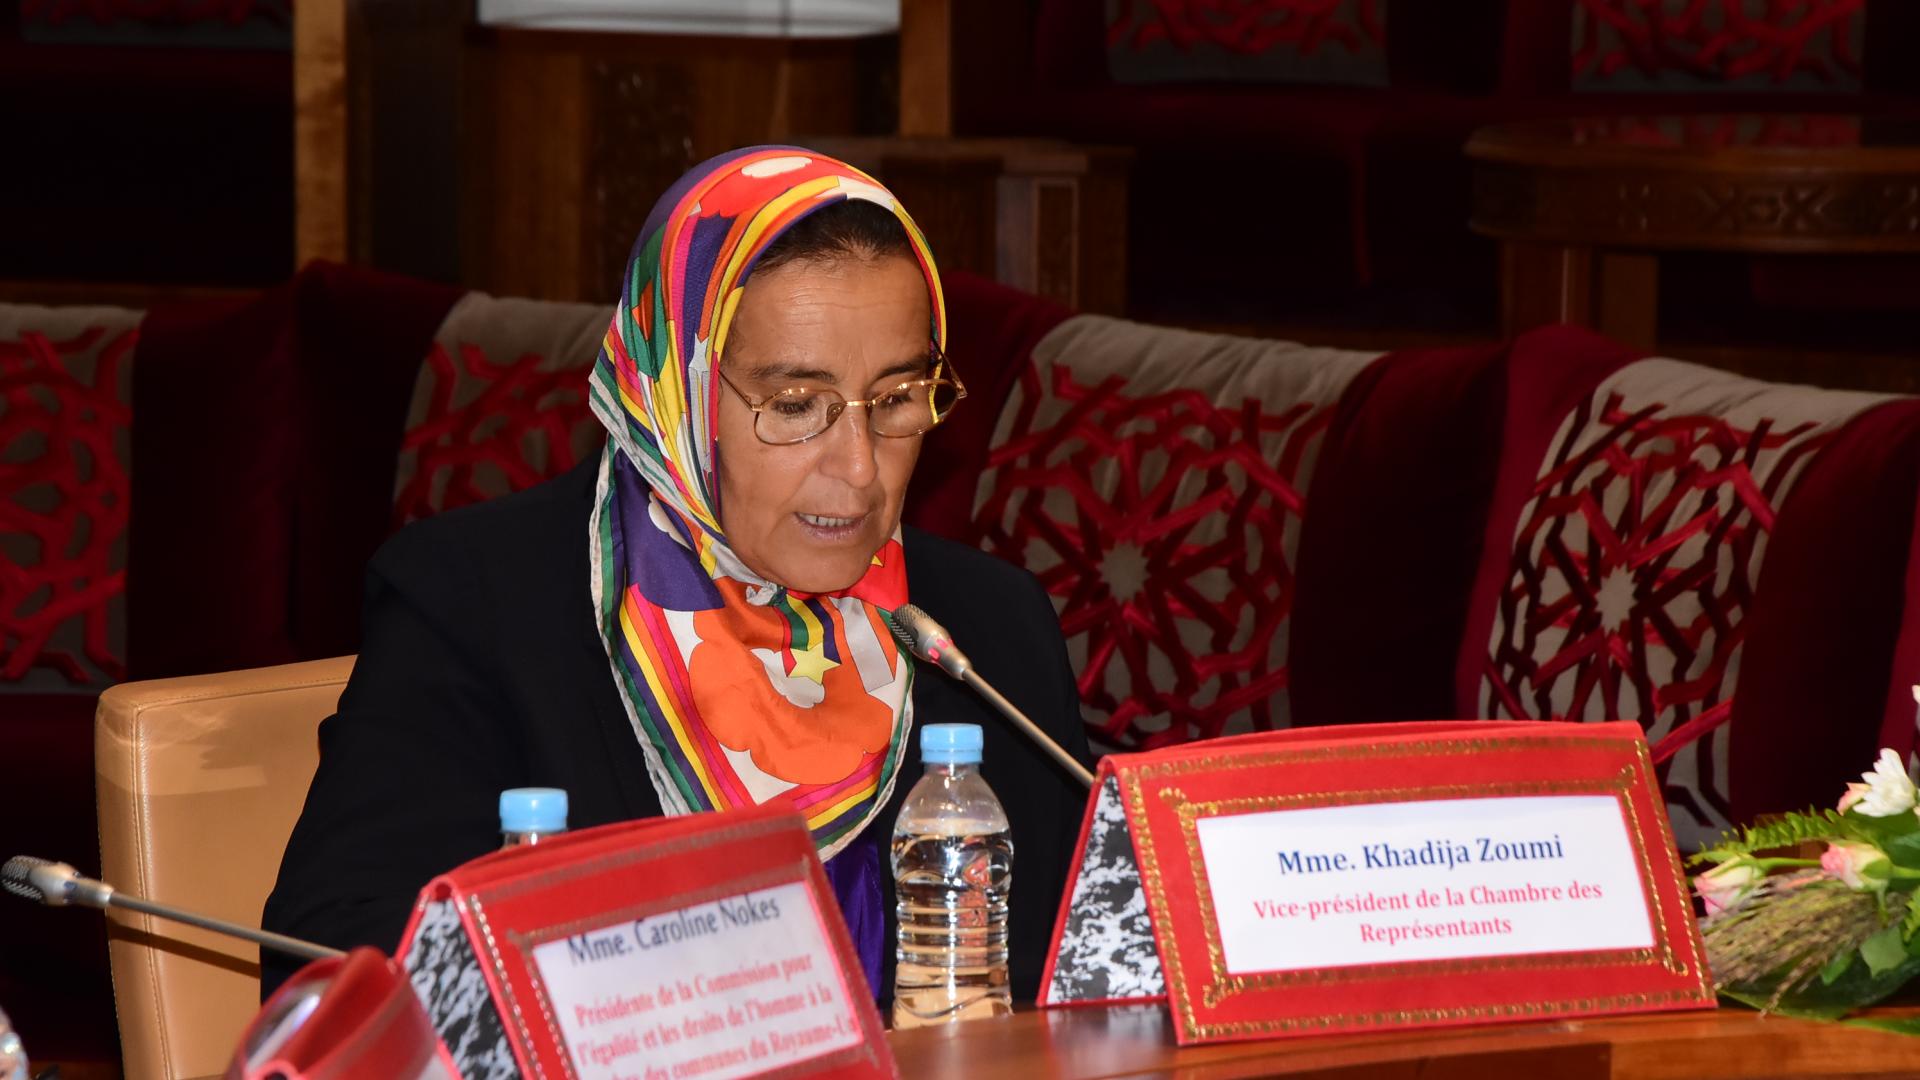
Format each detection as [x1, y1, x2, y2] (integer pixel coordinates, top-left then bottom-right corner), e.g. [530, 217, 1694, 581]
[1689, 808, 1852, 866]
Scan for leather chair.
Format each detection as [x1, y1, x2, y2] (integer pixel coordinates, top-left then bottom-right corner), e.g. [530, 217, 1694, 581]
[94, 656, 353, 1080]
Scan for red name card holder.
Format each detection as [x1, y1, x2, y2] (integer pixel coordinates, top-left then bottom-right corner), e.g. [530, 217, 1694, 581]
[228, 947, 455, 1080]
[396, 802, 895, 1079]
[1039, 720, 1714, 1044]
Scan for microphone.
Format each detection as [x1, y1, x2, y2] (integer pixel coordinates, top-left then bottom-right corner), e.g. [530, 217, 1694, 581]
[887, 604, 1095, 789]
[3, 855, 343, 963]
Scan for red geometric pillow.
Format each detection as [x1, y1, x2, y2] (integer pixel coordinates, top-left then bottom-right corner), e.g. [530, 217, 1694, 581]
[393, 294, 606, 525]
[968, 314, 1381, 749]
[1463, 331, 1920, 844]
[1107, 0, 1389, 87]
[1572, 0, 1865, 92]
[0, 305, 141, 690]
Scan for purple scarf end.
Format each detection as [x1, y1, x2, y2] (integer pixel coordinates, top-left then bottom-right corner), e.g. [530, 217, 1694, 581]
[822, 834, 886, 1002]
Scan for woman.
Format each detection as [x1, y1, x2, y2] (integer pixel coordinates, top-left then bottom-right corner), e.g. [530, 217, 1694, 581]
[261, 148, 1092, 1006]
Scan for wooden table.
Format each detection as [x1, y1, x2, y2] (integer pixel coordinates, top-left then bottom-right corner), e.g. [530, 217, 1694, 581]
[887, 1003, 1920, 1078]
[1467, 114, 1920, 350]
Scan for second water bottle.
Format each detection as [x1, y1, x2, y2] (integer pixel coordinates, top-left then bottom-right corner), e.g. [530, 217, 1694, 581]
[890, 723, 1014, 1028]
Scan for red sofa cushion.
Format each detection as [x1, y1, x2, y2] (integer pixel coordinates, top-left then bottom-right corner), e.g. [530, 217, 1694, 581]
[1457, 325, 1920, 842]
[958, 309, 1383, 748]
[1570, 0, 1866, 92]
[392, 293, 606, 526]
[127, 263, 461, 679]
[1032, 0, 1503, 96]
[1105, 0, 1389, 88]
[2, 305, 141, 691]
[1735, 400, 1920, 823]
[1289, 338, 1513, 726]
[1503, 0, 1920, 96]
[905, 271, 1076, 540]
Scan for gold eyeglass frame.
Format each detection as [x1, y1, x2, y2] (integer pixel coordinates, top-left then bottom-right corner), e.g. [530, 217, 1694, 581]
[716, 348, 968, 446]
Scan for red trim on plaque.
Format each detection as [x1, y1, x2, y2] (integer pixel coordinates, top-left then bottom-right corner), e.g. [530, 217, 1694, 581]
[233, 947, 449, 1080]
[1043, 720, 1713, 1045]
[397, 803, 894, 1079]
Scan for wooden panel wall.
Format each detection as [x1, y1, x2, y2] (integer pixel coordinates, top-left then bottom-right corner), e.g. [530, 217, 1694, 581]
[297, 6, 884, 301]
[471, 30, 871, 302]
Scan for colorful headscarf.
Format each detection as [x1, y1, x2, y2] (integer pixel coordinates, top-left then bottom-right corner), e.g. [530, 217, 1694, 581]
[587, 147, 947, 863]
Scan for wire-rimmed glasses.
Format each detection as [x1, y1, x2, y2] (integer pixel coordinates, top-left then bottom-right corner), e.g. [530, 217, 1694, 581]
[718, 350, 967, 446]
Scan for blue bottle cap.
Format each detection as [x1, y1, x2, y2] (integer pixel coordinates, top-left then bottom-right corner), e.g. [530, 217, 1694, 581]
[500, 788, 568, 834]
[920, 723, 983, 765]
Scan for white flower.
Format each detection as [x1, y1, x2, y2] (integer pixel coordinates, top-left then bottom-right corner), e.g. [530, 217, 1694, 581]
[1849, 748, 1918, 818]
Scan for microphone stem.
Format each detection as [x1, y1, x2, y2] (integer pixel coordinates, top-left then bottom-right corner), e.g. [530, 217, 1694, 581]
[108, 893, 344, 962]
[959, 669, 1096, 790]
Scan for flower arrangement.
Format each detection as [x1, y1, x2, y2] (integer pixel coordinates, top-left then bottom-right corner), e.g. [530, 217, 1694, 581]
[1692, 749, 1920, 1018]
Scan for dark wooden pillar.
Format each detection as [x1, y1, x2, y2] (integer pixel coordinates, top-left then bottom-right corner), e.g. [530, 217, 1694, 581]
[1499, 242, 1658, 350]
[898, 0, 952, 137]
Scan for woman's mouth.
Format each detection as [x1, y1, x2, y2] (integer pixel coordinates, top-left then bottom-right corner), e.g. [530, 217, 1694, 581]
[795, 511, 866, 540]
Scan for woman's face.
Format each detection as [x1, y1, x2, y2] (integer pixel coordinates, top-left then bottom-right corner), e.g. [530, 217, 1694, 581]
[715, 253, 931, 594]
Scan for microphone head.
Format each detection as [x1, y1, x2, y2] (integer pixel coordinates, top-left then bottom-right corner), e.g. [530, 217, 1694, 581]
[0, 858, 39, 902]
[882, 610, 917, 654]
[2, 856, 73, 906]
[888, 604, 970, 678]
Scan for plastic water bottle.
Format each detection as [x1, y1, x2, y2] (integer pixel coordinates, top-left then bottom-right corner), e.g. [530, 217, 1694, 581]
[890, 723, 1013, 1028]
[500, 787, 568, 847]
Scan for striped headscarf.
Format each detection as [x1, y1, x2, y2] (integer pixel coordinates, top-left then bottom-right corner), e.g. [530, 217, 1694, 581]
[587, 147, 946, 861]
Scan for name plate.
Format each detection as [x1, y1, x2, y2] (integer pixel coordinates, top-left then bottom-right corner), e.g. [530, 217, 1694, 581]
[532, 880, 861, 1078]
[1039, 720, 1712, 1044]
[398, 803, 892, 1079]
[1200, 795, 1653, 972]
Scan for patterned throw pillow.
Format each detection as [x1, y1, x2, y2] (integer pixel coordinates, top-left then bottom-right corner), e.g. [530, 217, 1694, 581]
[1106, 0, 1388, 86]
[970, 314, 1380, 749]
[1572, 0, 1865, 93]
[1477, 357, 1898, 845]
[393, 294, 606, 525]
[0, 305, 141, 691]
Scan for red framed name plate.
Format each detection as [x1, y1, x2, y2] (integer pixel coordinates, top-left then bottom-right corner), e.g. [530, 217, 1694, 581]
[230, 947, 455, 1080]
[1039, 720, 1714, 1044]
[397, 803, 893, 1080]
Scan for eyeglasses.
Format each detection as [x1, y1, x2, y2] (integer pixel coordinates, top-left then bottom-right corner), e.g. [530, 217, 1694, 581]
[717, 350, 968, 446]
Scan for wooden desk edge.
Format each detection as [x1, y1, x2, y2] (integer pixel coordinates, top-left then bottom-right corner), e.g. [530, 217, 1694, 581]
[885, 1003, 1920, 1078]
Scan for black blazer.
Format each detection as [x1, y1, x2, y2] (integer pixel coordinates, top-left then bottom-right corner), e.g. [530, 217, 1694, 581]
[260, 456, 1092, 1000]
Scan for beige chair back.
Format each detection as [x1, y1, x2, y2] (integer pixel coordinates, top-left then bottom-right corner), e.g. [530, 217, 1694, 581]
[95, 656, 353, 1080]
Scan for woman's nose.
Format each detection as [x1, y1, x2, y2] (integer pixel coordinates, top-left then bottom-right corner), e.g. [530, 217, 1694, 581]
[816, 404, 878, 486]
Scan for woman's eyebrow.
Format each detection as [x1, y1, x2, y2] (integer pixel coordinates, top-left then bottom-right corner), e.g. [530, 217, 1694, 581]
[737, 361, 840, 384]
[868, 355, 933, 384]
[738, 353, 932, 387]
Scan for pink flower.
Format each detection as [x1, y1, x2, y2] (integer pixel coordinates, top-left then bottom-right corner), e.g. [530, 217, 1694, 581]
[1821, 840, 1893, 894]
[1840, 782, 1870, 814]
[1695, 858, 1764, 914]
